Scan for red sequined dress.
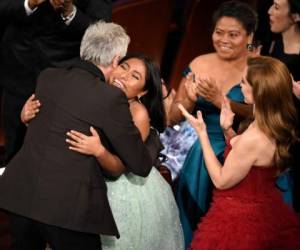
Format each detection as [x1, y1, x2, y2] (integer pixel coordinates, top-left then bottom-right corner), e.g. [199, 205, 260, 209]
[189, 149, 300, 250]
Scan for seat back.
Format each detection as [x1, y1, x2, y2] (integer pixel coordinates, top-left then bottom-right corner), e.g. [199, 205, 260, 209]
[168, 0, 222, 89]
[112, 0, 173, 65]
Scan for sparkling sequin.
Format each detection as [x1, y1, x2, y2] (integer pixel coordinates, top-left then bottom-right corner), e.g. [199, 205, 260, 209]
[100, 168, 184, 250]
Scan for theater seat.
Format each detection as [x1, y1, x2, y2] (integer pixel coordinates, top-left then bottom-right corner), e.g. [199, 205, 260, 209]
[112, 0, 173, 65]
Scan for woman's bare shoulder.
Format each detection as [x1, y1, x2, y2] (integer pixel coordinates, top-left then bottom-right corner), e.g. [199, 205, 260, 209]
[233, 125, 275, 160]
[130, 101, 149, 122]
[190, 53, 217, 72]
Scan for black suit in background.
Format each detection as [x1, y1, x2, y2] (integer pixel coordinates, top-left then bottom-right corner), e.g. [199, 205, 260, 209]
[0, 0, 112, 164]
[0, 59, 155, 249]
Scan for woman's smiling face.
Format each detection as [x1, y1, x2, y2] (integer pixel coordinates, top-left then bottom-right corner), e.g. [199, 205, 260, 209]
[109, 58, 147, 99]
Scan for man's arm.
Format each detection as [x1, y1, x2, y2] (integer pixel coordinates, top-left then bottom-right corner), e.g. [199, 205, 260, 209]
[0, 0, 28, 18]
[102, 90, 155, 177]
[63, 0, 112, 34]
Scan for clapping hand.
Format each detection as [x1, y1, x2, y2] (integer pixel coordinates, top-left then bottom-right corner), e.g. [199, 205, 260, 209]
[184, 72, 199, 102]
[66, 127, 105, 158]
[196, 77, 222, 108]
[20, 94, 41, 124]
[292, 79, 300, 100]
[220, 96, 235, 131]
[178, 104, 207, 136]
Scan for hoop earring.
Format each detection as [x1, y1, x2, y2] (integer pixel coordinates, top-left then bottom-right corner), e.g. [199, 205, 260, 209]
[247, 43, 254, 52]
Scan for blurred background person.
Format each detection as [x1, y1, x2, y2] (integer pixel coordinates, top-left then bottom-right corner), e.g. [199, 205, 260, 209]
[0, 0, 112, 166]
[261, 0, 300, 212]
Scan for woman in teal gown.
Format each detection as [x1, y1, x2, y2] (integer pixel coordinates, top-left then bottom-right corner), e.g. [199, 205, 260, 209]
[167, 2, 259, 247]
[176, 84, 245, 246]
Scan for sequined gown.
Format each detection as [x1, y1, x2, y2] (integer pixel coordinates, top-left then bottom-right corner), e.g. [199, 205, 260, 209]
[176, 84, 245, 247]
[189, 165, 300, 250]
[100, 168, 184, 250]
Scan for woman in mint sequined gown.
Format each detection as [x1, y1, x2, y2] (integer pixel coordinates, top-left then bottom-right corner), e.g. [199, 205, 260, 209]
[65, 54, 184, 250]
[167, 2, 258, 247]
[22, 54, 184, 249]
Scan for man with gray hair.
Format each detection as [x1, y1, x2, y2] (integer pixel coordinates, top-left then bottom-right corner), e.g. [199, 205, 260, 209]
[0, 21, 155, 250]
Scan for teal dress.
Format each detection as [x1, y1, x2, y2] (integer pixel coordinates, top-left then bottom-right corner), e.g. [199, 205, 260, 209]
[176, 84, 245, 248]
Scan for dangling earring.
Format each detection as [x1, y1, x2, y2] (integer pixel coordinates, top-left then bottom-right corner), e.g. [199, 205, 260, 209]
[247, 43, 254, 52]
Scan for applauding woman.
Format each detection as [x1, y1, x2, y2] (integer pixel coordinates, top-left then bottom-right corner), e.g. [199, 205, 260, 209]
[180, 56, 300, 250]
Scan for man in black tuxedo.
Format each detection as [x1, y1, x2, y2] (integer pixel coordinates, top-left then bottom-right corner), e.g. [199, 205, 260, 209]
[0, 21, 156, 250]
[0, 0, 112, 165]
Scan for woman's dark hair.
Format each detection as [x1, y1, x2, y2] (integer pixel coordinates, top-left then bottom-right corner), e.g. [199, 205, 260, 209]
[212, 0, 258, 35]
[119, 54, 166, 133]
[288, 0, 300, 28]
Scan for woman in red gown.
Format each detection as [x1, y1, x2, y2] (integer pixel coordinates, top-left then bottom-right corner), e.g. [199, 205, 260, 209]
[179, 56, 300, 250]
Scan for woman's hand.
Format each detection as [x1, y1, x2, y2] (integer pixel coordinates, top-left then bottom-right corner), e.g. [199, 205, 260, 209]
[196, 77, 222, 108]
[293, 80, 300, 100]
[66, 127, 105, 157]
[220, 96, 235, 131]
[178, 104, 207, 136]
[20, 94, 41, 124]
[184, 73, 199, 102]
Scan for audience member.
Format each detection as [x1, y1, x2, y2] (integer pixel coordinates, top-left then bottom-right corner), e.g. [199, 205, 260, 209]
[169, 1, 258, 246]
[0, 0, 112, 165]
[181, 56, 300, 250]
[263, 0, 300, 211]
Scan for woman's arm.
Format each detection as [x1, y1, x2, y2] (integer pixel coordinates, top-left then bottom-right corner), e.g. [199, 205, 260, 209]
[66, 127, 125, 177]
[179, 104, 256, 189]
[169, 74, 198, 125]
[66, 101, 151, 177]
[194, 76, 253, 119]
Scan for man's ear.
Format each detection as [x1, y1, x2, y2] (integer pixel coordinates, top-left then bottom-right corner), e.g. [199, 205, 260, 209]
[112, 55, 121, 68]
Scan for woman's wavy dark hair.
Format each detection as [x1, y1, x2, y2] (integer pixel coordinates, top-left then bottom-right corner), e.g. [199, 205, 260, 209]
[212, 0, 258, 35]
[119, 54, 166, 133]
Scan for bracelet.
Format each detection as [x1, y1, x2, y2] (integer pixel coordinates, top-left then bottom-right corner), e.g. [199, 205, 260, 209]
[61, 5, 77, 22]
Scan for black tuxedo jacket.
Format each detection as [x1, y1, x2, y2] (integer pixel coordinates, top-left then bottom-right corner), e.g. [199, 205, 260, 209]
[0, 0, 111, 96]
[0, 60, 154, 236]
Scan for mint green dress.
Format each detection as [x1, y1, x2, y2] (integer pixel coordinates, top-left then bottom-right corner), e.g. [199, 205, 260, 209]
[100, 168, 184, 250]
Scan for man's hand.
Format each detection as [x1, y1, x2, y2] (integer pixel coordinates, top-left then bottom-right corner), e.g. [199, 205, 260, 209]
[28, 0, 47, 10]
[49, 0, 74, 16]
